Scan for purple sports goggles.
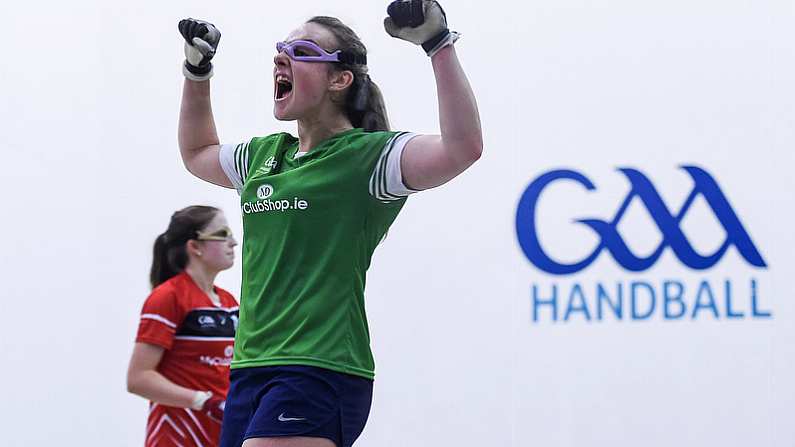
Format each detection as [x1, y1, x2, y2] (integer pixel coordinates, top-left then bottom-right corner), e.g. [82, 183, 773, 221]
[275, 40, 367, 65]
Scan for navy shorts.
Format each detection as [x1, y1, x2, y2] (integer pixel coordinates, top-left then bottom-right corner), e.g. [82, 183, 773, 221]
[219, 365, 374, 447]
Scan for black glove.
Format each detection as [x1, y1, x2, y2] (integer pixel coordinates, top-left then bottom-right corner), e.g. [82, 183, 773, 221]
[178, 18, 221, 81]
[384, 0, 460, 57]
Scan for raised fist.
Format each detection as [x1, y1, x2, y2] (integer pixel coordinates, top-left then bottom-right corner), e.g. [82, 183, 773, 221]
[178, 18, 221, 81]
[384, 0, 459, 57]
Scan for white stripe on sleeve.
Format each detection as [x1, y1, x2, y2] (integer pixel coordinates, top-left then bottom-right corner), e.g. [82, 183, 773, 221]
[140, 313, 177, 329]
[219, 142, 249, 193]
[369, 132, 420, 202]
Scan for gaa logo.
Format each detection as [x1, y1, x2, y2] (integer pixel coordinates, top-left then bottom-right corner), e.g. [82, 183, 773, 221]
[257, 184, 274, 200]
[224, 345, 234, 357]
[515, 166, 767, 275]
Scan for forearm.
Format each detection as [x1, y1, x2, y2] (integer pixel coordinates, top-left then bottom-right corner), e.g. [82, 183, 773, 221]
[128, 369, 203, 409]
[431, 45, 483, 163]
[178, 79, 220, 160]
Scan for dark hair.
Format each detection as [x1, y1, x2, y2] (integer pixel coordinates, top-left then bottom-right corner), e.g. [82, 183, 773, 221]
[149, 205, 219, 289]
[307, 16, 390, 132]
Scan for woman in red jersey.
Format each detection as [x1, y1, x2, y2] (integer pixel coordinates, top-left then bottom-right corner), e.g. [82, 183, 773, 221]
[127, 205, 240, 447]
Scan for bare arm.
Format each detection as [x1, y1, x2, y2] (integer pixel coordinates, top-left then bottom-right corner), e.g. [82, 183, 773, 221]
[400, 45, 483, 190]
[178, 79, 233, 188]
[126, 342, 204, 408]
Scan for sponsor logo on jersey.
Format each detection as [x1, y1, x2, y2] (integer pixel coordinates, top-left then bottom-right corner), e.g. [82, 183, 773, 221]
[515, 166, 771, 323]
[177, 309, 238, 337]
[198, 315, 216, 327]
[199, 355, 232, 367]
[243, 184, 311, 215]
[257, 184, 274, 199]
[199, 344, 234, 367]
[257, 156, 278, 175]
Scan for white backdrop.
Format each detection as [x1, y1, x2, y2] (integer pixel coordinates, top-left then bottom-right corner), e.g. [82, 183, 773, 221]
[2, 0, 793, 446]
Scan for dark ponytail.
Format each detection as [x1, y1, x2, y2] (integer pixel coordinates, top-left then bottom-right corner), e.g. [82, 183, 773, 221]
[149, 205, 219, 289]
[308, 16, 390, 132]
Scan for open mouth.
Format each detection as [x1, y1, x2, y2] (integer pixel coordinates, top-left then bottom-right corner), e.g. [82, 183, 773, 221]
[275, 76, 293, 101]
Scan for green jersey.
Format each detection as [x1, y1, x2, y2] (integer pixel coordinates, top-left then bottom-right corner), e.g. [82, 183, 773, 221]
[219, 129, 415, 379]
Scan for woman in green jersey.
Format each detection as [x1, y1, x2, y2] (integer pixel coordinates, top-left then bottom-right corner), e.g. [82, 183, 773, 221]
[177, 1, 481, 446]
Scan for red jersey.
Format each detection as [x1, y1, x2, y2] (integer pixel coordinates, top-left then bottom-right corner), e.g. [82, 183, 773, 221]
[135, 272, 239, 447]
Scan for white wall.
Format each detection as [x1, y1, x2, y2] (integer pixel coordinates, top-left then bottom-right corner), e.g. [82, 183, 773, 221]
[2, 0, 793, 445]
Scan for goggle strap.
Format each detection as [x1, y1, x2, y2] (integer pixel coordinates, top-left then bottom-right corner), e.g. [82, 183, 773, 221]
[338, 51, 367, 66]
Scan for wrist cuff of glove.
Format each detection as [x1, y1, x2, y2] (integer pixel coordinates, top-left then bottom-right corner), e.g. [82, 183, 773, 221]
[191, 391, 212, 410]
[183, 61, 214, 82]
[422, 30, 460, 57]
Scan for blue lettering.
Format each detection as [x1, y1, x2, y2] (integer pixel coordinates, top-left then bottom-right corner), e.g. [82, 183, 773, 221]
[663, 280, 686, 319]
[750, 278, 772, 318]
[691, 281, 719, 319]
[597, 283, 623, 320]
[529, 278, 769, 324]
[564, 284, 591, 321]
[533, 284, 558, 322]
[631, 281, 656, 320]
[724, 280, 744, 319]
